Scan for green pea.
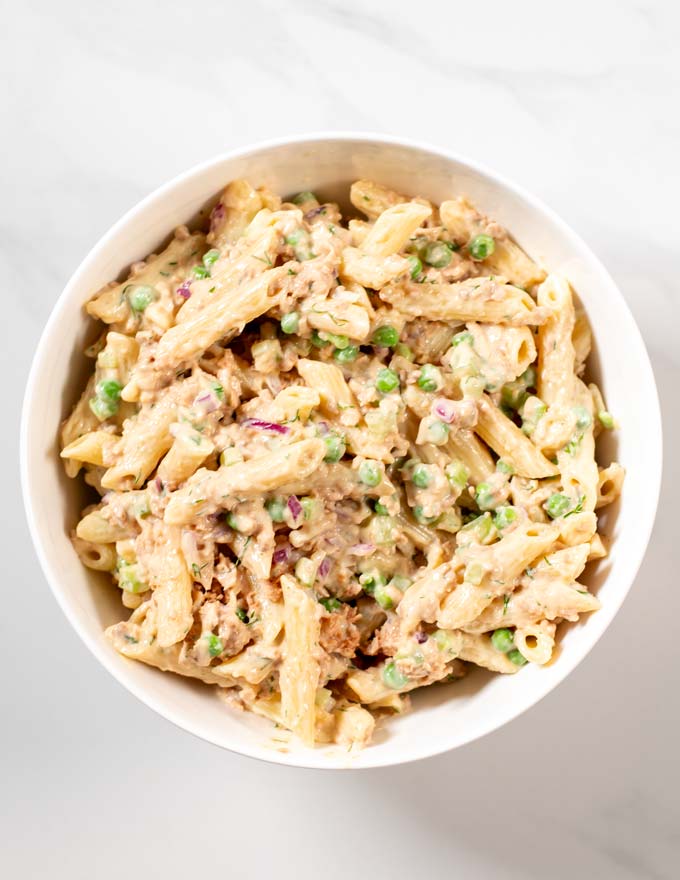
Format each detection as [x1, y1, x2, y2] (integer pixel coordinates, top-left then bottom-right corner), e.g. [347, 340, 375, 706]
[265, 498, 286, 522]
[359, 460, 382, 487]
[468, 233, 495, 260]
[394, 342, 414, 361]
[373, 501, 389, 515]
[413, 505, 439, 525]
[375, 367, 400, 394]
[598, 410, 615, 429]
[126, 284, 157, 312]
[90, 379, 123, 421]
[320, 597, 342, 612]
[374, 584, 394, 611]
[383, 660, 409, 690]
[423, 240, 453, 268]
[496, 459, 514, 476]
[89, 396, 115, 421]
[323, 434, 346, 463]
[202, 248, 220, 268]
[284, 229, 304, 246]
[507, 648, 528, 666]
[311, 330, 330, 348]
[292, 191, 317, 206]
[491, 628, 515, 653]
[407, 254, 423, 280]
[428, 420, 449, 444]
[206, 634, 223, 657]
[334, 345, 359, 364]
[96, 379, 122, 403]
[280, 311, 300, 334]
[225, 512, 240, 531]
[451, 331, 474, 347]
[412, 463, 432, 489]
[445, 460, 469, 490]
[544, 493, 571, 519]
[475, 482, 498, 511]
[372, 325, 399, 347]
[493, 506, 518, 530]
[192, 265, 211, 279]
[417, 363, 442, 392]
[573, 406, 592, 431]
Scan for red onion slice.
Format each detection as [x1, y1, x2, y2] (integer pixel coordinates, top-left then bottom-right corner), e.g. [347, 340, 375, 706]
[241, 418, 290, 435]
[194, 391, 220, 414]
[433, 398, 457, 423]
[287, 495, 303, 521]
[177, 280, 192, 300]
[273, 545, 290, 565]
[349, 542, 376, 557]
[209, 201, 225, 232]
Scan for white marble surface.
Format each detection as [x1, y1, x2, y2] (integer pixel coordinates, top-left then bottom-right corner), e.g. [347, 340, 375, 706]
[3, 1, 679, 877]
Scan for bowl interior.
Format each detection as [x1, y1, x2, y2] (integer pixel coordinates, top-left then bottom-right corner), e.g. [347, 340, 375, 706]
[22, 136, 661, 768]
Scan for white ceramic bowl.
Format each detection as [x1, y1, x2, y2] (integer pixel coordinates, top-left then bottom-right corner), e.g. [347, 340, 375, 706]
[21, 134, 662, 769]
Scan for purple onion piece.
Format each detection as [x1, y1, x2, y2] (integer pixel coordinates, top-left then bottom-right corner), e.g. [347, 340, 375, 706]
[415, 630, 428, 644]
[209, 202, 225, 231]
[318, 556, 331, 578]
[304, 205, 325, 220]
[177, 280, 192, 300]
[272, 545, 290, 565]
[434, 398, 457, 424]
[194, 391, 219, 414]
[349, 542, 376, 557]
[287, 495, 303, 521]
[241, 418, 290, 435]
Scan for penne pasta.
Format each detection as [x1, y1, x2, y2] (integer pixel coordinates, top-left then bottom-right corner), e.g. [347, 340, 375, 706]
[380, 277, 546, 325]
[360, 202, 432, 257]
[475, 395, 559, 479]
[279, 575, 321, 746]
[164, 439, 327, 524]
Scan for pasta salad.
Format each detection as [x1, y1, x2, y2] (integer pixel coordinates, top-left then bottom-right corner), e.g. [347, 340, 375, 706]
[60, 178, 624, 749]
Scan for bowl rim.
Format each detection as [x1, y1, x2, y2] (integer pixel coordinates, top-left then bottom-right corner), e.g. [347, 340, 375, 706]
[20, 131, 663, 770]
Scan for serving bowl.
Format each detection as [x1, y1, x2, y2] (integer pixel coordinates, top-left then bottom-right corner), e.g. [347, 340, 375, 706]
[21, 133, 662, 769]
